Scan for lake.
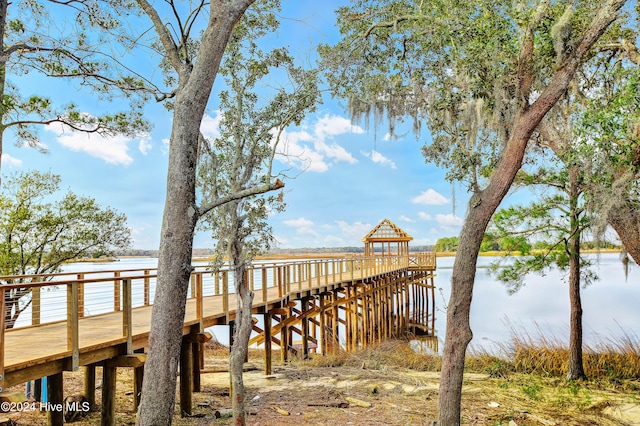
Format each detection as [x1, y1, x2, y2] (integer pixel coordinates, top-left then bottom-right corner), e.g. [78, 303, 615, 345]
[25, 253, 640, 353]
[434, 253, 640, 352]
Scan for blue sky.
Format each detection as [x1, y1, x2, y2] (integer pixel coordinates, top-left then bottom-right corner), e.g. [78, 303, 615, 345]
[1, 1, 474, 250]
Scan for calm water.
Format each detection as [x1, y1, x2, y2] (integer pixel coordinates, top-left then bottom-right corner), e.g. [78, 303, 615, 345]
[19, 254, 640, 352]
[434, 253, 640, 352]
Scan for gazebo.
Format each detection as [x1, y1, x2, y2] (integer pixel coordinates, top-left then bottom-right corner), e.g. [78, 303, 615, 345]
[362, 218, 413, 256]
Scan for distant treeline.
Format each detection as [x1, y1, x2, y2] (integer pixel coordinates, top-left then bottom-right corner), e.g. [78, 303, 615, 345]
[434, 235, 621, 253]
[114, 248, 215, 258]
[114, 245, 436, 257]
[267, 245, 434, 255]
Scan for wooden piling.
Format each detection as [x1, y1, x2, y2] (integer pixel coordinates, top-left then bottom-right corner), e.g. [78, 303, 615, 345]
[84, 365, 96, 409]
[46, 372, 63, 426]
[179, 335, 193, 417]
[101, 365, 116, 426]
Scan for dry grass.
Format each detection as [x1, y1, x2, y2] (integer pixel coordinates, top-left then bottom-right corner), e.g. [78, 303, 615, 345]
[466, 325, 640, 381]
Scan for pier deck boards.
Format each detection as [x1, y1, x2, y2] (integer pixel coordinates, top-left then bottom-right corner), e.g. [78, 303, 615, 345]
[2, 261, 392, 388]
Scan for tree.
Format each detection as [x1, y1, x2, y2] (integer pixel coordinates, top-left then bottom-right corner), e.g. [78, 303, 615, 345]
[579, 62, 640, 265]
[489, 161, 594, 380]
[320, 1, 628, 423]
[0, 170, 131, 329]
[197, 14, 318, 424]
[0, 0, 155, 177]
[434, 236, 459, 252]
[133, 1, 292, 424]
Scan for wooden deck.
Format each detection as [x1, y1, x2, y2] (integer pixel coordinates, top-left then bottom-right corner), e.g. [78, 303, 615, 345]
[1, 253, 436, 391]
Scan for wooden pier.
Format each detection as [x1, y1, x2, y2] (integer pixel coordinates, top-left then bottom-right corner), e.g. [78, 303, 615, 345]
[0, 220, 437, 425]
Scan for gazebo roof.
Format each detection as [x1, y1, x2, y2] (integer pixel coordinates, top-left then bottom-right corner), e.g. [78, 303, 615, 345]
[362, 218, 413, 243]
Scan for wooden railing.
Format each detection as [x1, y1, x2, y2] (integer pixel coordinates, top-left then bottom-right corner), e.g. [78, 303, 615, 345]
[0, 253, 435, 391]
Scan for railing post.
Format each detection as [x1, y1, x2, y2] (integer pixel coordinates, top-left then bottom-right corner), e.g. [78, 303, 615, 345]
[222, 271, 229, 319]
[277, 267, 283, 298]
[77, 273, 85, 318]
[195, 272, 203, 323]
[32, 279, 41, 326]
[114, 271, 121, 312]
[1, 287, 5, 393]
[190, 274, 196, 299]
[144, 269, 150, 306]
[67, 282, 80, 371]
[262, 268, 268, 303]
[123, 278, 133, 354]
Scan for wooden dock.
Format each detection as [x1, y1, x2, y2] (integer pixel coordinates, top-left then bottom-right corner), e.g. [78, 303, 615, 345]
[1, 252, 436, 425]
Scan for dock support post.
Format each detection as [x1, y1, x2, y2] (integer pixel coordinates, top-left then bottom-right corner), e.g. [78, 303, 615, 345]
[101, 365, 116, 426]
[133, 348, 145, 411]
[134, 365, 143, 411]
[189, 330, 202, 393]
[280, 312, 288, 363]
[332, 290, 340, 353]
[47, 372, 63, 426]
[179, 335, 193, 417]
[264, 312, 272, 375]
[84, 365, 96, 409]
[301, 297, 310, 359]
[319, 294, 327, 356]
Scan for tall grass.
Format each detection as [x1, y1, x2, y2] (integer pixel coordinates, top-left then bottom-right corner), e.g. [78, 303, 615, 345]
[467, 323, 640, 380]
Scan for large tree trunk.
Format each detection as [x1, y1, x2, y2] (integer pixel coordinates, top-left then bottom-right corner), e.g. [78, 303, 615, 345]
[136, 3, 254, 425]
[437, 3, 626, 424]
[567, 167, 587, 380]
[608, 200, 640, 266]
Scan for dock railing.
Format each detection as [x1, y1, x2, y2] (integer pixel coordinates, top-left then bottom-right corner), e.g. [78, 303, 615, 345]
[0, 252, 435, 391]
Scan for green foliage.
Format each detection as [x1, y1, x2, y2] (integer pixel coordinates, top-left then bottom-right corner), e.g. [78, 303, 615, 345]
[0, 170, 131, 328]
[320, 0, 616, 192]
[0, 0, 157, 153]
[434, 236, 459, 252]
[488, 151, 596, 294]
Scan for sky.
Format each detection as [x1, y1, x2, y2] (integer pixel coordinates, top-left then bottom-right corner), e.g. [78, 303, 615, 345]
[1, 1, 482, 250]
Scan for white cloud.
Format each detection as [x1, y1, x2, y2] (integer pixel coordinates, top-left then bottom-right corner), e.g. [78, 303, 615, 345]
[336, 220, 372, 241]
[275, 114, 361, 173]
[411, 189, 450, 205]
[399, 215, 414, 223]
[201, 111, 222, 140]
[1, 153, 22, 167]
[418, 212, 432, 220]
[46, 122, 138, 166]
[283, 217, 319, 237]
[314, 114, 364, 139]
[362, 149, 396, 169]
[139, 139, 152, 155]
[435, 213, 464, 228]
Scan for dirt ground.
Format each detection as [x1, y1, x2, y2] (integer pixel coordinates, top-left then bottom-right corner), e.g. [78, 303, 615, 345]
[4, 347, 640, 425]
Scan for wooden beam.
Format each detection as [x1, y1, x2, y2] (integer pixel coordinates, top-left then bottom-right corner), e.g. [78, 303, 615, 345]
[105, 354, 146, 368]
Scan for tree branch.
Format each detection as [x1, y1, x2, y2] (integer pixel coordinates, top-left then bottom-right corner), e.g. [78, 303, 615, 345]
[197, 178, 284, 218]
